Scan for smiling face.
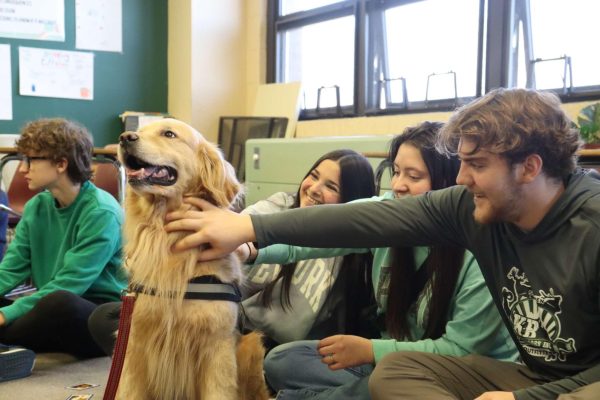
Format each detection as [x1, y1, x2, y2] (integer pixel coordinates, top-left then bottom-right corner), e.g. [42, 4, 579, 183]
[119, 119, 203, 196]
[118, 118, 240, 206]
[391, 143, 432, 198]
[299, 159, 341, 207]
[456, 138, 523, 224]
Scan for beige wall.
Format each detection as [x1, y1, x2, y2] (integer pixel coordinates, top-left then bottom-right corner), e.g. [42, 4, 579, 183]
[294, 100, 597, 138]
[245, 0, 268, 113]
[170, 1, 596, 141]
[168, 0, 247, 142]
[168, 1, 192, 124]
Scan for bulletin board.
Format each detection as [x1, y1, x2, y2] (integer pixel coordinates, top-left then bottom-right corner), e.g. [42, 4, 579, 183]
[0, 0, 168, 146]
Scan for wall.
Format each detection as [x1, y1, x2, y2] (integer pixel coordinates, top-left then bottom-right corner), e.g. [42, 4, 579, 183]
[168, 0, 247, 143]
[245, 0, 268, 113]
[0, 0, 168, 146]
[294, 100, 597, 137]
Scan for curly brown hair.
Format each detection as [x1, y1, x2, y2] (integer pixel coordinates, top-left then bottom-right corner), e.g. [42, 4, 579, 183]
[16, 118, 93, 183]
[438, 88, 582, 179]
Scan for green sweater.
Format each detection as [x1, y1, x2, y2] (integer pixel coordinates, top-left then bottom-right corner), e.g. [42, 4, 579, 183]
[0, 181, 126, 323]
[256, 193, 518, 363]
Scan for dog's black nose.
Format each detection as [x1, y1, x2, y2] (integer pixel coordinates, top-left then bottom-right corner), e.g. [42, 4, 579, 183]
[119, 132, 139, 145]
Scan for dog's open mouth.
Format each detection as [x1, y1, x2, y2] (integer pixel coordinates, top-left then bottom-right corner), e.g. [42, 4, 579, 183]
[124, 154, 178, 186]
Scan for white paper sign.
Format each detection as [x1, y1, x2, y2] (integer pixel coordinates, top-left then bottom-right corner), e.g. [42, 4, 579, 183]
[0, 44, 12, 120]
[76, 0, 122, 52]
[19, 47, 94, 100]
[0, 0, 65, 41]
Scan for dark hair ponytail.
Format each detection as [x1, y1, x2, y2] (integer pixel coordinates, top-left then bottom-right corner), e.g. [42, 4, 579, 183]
[385, 122, 465, 341]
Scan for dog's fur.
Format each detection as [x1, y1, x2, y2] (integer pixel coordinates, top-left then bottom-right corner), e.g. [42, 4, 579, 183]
[115, 118, 269, 400]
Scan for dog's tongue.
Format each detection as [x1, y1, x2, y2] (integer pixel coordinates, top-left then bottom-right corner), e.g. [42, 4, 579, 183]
[126, 167, 158, 179]
[126, 166, 170, 180]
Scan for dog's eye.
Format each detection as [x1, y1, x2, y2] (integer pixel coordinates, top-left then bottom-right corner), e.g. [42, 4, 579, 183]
[163, 130, 177, 138]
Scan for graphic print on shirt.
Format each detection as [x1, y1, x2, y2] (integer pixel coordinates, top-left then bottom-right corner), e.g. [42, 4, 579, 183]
[501, 266, 575, 362]
[247, 260, 337, 312]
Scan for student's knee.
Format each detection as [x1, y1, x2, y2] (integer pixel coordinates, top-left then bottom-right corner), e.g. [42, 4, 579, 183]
[369, 351, 439, 399]
[35, 290, 79, 311]
[34, 290, 90, 320]
[264, 340, 318, 391]
[87, 302, 120, 356]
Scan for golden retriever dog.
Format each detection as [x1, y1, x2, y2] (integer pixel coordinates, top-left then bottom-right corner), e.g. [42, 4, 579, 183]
[116, 118, 269, 400]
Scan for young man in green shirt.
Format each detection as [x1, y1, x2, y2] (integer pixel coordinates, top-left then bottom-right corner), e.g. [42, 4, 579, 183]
[0, 118, 125, 373]
[164, 88, 600, 400]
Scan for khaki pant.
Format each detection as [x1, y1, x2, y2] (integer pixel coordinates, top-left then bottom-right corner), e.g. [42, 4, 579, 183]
[558, 382, 600, 400]
[369, 352, 553, 400]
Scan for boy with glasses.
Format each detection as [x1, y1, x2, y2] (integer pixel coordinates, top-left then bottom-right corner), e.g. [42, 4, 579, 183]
[0, 118, 125, 381]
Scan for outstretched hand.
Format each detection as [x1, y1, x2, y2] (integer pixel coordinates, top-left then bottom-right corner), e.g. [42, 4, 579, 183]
[164, 197, 255, 261]
[474, 392, 515, 400]
[317, 335, 374, 370]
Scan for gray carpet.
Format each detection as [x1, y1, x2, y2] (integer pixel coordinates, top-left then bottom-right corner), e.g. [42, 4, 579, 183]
[0, 353, 110, 400]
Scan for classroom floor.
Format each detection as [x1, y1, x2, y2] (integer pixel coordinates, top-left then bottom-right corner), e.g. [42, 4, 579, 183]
[0, 353, 110, 400]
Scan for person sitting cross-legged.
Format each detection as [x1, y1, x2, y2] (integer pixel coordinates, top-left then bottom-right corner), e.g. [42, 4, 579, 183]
[0, 118, 125, 377]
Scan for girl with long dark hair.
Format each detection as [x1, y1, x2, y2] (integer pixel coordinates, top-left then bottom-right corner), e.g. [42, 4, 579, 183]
[239, 149, 376, 349]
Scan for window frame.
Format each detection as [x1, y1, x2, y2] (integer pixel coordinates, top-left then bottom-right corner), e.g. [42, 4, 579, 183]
[267, 0, 600, 120]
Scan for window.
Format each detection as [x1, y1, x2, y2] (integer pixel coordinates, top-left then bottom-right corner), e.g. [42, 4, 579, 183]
[268, 0, 600, 119]
[511, 0, 600, 94]
[281, 16, 355, 110]
[280, 0, 346, 16]
[380, 0, 480, 106]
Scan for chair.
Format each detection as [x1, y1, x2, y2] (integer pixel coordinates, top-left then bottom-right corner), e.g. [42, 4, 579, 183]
[91, 161, 122, 204]
[6, 162, 38, 227]
[218, 116, 288, 181]
[0, 134, 21, 191]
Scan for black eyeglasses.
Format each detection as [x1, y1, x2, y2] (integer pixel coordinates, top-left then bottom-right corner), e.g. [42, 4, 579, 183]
[22, 156, 50, 169]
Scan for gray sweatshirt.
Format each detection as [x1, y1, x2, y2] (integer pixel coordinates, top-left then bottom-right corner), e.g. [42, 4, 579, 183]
[241, 192, 343, 344]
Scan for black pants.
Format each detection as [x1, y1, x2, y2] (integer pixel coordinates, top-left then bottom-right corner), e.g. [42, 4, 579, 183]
[88, 301, 121, 356]
[0, 290, 105, 358]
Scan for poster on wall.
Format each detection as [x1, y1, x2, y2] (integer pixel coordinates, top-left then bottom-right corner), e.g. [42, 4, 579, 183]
[19, 47, 94, 101]
[76, 0, 122, 52]
[0, 44, 12, 120]
[0, 0, 65, 41]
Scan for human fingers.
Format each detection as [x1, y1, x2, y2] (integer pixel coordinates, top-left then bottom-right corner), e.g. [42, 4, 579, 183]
[320, 352, 336, 366]
[320, 353, 345, 370]
[328, 360, 345, 371]
[183, 197, 217, 210]
[197, 246, 231, 261]
[318, 335, 340, 350]
[317, 342, 336, 357]
[317, 335, 343, 357]
[165, 209, 204, 222]
[171, 231, 207, 252]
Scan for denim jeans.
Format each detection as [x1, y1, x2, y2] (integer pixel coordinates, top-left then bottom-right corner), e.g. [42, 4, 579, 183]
[264, 340, 373, 400]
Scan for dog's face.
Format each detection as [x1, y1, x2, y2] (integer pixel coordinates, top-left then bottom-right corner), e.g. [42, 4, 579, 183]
[118, 118, 240, 207]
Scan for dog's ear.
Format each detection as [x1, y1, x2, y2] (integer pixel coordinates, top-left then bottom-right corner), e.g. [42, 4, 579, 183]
[195, 141, 242, 207]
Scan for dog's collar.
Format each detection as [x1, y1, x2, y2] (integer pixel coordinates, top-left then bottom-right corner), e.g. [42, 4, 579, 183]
[130, 275, 242, 303]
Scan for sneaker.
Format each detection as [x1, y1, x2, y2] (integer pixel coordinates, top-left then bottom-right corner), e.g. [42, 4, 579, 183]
[0, 344, 36, 383]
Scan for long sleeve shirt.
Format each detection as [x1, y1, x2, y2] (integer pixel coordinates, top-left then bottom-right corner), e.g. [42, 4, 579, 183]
[0, 181, 126, 323]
